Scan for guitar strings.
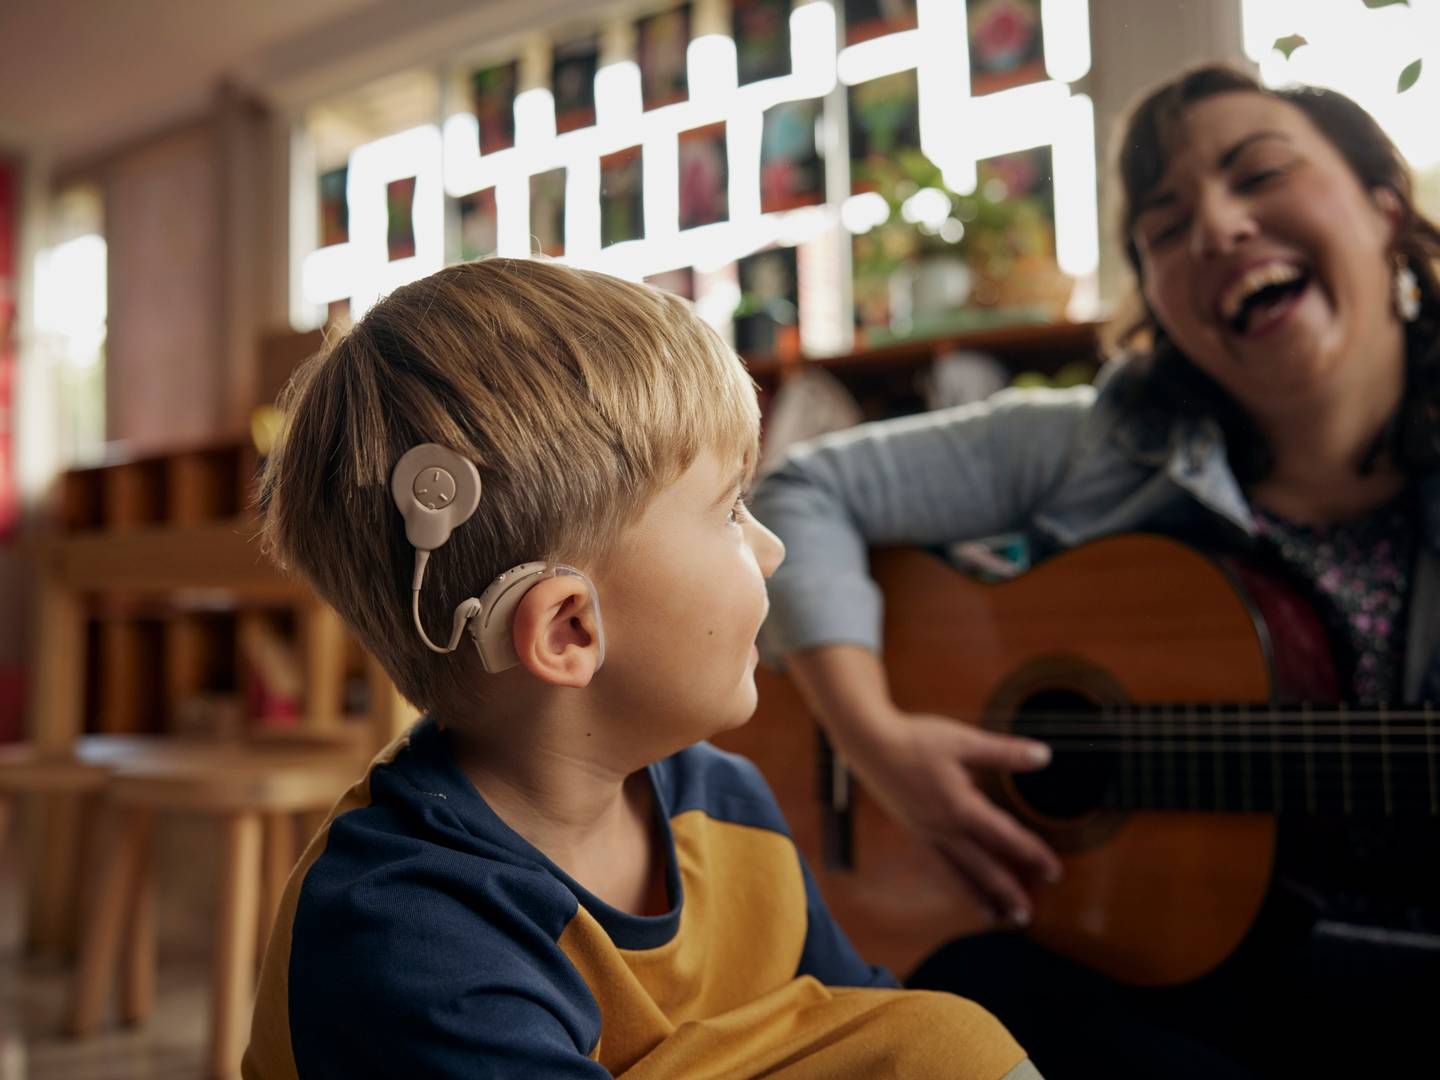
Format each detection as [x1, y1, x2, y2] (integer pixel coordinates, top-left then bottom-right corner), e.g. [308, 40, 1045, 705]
[998, 722, 1439, 735]
[943, 711, 1440, 739]
[939, 708, 1439, 723]
[1011, 740, 1434, 754]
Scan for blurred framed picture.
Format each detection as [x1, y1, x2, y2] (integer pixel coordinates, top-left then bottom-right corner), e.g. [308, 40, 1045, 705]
[734, 246, 799, 358]
[980, 144, 1054, 209]
[734, 0, 791, 85]
[847, 70, 922, 194]
[386, 178, 416, 261]
[678, 123, 728, 230]
[457, 188, 498, 261]
[553, 35, 599, 134]
[761, 99, 824, 213]
[968, 0, 1045, 96]
[842, 0, 918, 46]
[975, 144, 1057, 266]
[645, 267, 696, 300]
[530, 168, 567, 256]
[850, 232, 890, 338]
[601, 146, 644, 247]
[472, 60, 518, 155]
[969, 145, 1071, 315]
[637, 5, 690, 110]
[319, 166, 349, 246]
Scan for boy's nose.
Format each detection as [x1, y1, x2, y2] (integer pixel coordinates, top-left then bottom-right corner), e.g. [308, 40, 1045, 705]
[750, 519, 785, 579]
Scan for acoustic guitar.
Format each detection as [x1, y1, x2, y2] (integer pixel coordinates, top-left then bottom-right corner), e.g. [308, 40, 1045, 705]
[727, 534, 1440, 986]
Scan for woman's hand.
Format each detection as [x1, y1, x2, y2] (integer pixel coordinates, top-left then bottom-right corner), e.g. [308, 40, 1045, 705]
[841, 710, 1063, 926]
[784, 644, 1061, 925]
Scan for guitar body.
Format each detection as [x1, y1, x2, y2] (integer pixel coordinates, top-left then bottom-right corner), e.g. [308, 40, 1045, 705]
[720, 533, 1412, 986]
[876, 535, 1290, 986]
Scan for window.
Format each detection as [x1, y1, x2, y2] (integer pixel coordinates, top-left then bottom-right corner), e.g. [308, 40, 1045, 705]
[291, 0, 1097, 348]
[33, 185, 106, 466]
[1243, 0, 1440, 218]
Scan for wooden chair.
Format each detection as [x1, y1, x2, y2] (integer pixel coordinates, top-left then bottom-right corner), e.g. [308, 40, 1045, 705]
[68, 743, 367, 1080]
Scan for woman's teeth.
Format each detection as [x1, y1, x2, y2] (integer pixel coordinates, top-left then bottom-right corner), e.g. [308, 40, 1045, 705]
[1219, 264, 1307, 334]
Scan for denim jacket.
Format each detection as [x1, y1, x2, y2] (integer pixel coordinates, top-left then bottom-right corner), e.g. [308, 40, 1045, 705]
[752, 361, 1440, 704]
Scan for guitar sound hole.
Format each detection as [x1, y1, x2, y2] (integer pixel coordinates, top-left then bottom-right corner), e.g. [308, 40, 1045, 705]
[1010, 690, 1117, 819]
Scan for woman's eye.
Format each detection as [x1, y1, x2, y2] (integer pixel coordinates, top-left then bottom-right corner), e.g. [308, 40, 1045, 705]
[1238, 168, 1283, 191]
[1149, 218, 1187, 248]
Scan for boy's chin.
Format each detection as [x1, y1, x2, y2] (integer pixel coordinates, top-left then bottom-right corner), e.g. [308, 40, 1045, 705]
[702, 689, 760, 740]
[645, 705, 755, 765]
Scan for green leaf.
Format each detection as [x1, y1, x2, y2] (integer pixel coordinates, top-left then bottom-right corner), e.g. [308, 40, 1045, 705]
[1363, 0, 1409, 9]
[1398, 58, 1423, 93]
[1273, 34, 1308, 60]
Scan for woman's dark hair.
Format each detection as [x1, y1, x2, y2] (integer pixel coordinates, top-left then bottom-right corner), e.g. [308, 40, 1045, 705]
[1109, 64, 1440, 482]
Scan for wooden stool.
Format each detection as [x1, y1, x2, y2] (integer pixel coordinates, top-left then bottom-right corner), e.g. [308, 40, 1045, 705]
[68, 746, 364, 1079]
[0, 736, 187, 957]
[0, 742, 109, 954]
[0, 741, 110, 839]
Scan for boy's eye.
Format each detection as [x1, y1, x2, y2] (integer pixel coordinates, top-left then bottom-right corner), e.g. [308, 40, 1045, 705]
[727, 495, 749, 524]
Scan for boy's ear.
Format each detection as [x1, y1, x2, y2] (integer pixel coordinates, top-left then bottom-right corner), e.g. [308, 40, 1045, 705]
[509, 575, 602, 688]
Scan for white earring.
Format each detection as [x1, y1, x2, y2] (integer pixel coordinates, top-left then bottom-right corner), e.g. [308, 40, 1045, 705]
[1394, 255, 1421, 323]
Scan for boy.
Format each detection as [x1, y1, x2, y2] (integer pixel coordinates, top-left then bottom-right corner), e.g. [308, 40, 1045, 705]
[243, 258, 1038, 1078]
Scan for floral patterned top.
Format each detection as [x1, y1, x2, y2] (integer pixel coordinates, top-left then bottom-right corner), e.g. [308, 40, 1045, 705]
[1252, 493, 1417, 706]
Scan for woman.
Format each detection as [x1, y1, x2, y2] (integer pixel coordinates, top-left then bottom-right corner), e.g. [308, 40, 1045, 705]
[752, 65, 1440, 1077]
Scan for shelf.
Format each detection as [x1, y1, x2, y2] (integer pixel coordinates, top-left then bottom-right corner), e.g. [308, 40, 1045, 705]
[103, 459, 168, 530]
[48, 518, 296, 595]
[60, 439, 258, 534]
[743, 320, 1101, 379]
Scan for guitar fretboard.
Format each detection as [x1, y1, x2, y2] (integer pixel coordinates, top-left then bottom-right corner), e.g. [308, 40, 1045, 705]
[1019, 703, 1440, 816]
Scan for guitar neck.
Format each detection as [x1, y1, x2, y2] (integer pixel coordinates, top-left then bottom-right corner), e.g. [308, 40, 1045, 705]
[1038, 703, 1440, 817]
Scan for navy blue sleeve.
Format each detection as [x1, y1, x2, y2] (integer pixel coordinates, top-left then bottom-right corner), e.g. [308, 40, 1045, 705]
[794, 855, 899, 989]
[286, 808, 609, 1079]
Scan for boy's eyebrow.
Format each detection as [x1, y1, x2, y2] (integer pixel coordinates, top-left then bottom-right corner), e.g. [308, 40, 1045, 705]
[711, 468, 749, 508]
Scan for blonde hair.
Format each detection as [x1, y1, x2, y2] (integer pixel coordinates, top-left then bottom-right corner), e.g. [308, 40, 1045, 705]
[260, 258, 760, 710]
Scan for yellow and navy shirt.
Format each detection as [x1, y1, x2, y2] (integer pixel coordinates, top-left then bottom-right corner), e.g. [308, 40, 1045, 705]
[244, 718, 1030, 1079]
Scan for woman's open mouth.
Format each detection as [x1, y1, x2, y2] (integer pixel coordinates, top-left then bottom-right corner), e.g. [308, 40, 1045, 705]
[1217, 261, 1313, 338]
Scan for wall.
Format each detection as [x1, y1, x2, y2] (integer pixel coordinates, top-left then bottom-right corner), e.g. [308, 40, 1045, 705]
[45, 83, 275, 455]
[103, 121, 226, 448]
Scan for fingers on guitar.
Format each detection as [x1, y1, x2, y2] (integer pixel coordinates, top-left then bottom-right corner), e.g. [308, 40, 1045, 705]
[957, 726, 1052, 773]
[938, 833, 1032, 927]
[967, 796, 1064, 885]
